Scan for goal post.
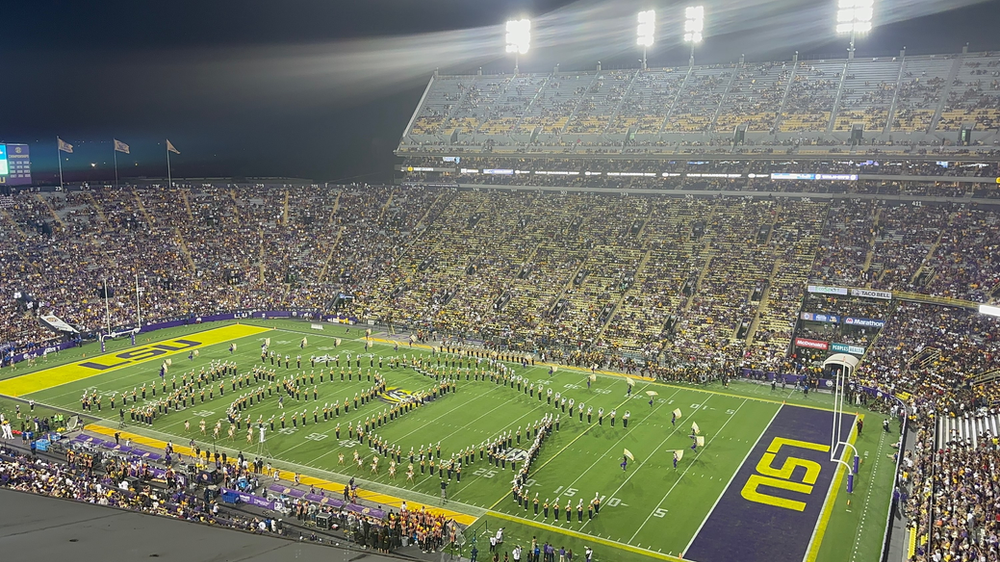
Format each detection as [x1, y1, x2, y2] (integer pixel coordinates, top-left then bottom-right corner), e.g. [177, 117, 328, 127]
[824, 353, 860, 492]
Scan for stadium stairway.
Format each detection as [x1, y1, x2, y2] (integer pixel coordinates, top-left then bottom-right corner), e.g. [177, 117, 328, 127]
[133, 191, 155, 227]
[684, 249, 716, 312]
[34, 193, 65, 230]
[936, 411, 1000, 449]
[317, 226, 346, 283]
[180, 189, 195, 223]
[927, 55, 964, 133]
[83, 191, 109, 226]
[745, 259, 783, 346]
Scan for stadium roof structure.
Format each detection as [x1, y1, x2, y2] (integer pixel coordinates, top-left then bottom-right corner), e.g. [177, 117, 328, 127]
[397, 49, 1000, 159]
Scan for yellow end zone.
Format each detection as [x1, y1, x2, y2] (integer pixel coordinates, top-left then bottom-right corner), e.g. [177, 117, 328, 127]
[85, 423, 477, 526]
[0, 324, 270, 397]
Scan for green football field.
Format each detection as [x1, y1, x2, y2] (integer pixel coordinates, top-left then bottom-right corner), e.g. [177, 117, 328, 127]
[0, 319, 897, 562]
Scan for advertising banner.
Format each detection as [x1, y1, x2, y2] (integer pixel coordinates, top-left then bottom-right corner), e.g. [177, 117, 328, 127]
[794, 338, 829, 350]
[807, 285, 848, 296]
[830, 342, 866, 355]
[844, 317, 886, 329]
[800, 312, 841, 324]
[850, 288, 892, 300]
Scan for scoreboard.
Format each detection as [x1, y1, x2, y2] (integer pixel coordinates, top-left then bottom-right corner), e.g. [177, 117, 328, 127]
[0, 143, 31, 186]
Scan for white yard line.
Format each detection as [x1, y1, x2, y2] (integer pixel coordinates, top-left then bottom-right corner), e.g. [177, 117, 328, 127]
[849, 425, 885, 562]
[626, 398, 748, 542]
[530, 387, 683, 507]
[682, 403, 783, 553]
[580, 394, 720, 533]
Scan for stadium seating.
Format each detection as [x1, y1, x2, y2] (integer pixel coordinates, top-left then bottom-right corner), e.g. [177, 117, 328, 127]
[399, 50, 1000, 154]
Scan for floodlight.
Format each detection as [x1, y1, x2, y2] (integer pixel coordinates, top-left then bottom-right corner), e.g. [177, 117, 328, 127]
[505, 19, 531, 55]
[836, 0, 873, 58]
[835, 0, 874, 35]
[683, 6, 704, 44]
[637, 10, 656, 48]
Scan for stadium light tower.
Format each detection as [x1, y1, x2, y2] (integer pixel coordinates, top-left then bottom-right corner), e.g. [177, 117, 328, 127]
[836, 0, 874, 60]
[505, 18, 531, 73]
[683, 6, 704, 66]
[637, 10, 655, 71]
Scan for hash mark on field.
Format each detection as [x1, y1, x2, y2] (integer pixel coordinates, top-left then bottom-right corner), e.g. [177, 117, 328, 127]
[627, 398, 747, 542]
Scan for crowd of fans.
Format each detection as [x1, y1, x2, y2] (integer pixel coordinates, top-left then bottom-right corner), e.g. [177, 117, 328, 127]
[0, 447, 277, 535]
[399, 52, 1000, 158]
[5, 177, 1000, 560]
[0, 437, 458, 556]
[3, 184, 1000, 370]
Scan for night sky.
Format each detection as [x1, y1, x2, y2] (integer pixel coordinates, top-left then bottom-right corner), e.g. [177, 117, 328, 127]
[4, 0, 999, 184]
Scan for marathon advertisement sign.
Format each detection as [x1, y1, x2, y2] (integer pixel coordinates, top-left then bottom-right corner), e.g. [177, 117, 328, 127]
[844, 317, 886, 329]
[807, 285, 848, 296]
[850, 288, 892, 300]
[794, 338, 829, 350]
[830, 342, 866, 356]
[800, 312, 840, 324]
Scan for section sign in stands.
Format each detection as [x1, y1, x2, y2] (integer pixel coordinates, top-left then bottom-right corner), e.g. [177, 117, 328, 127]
[850, 288, 892, 300]
[831, 342, 866, 355]
[844, 317, 886, 328]
[800, 312, 840, 324]
[807, 285, 848, 296]
[794, 338, 829, 350]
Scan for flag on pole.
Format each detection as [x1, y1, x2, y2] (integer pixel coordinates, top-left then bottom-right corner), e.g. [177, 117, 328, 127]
[623, 448, 634, 461]
[57, 138, 74, 153]
[626, 377, 635, 387]
[691, 421, 701, 435]
[335, 338, 342, 346]
[166, 139, 180, 154]
[696, 436, 705, 447]
[264, 338, 271, 346]
[674, 450, 684, 461]
[114, 139, 130, 154]
[672, 408, 682, 419]
[588, 373, 596, 382]
[165, 358, 172, 366]
[645, 390, 658, 396]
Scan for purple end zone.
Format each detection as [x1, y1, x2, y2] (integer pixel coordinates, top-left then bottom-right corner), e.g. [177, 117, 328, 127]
[684, 405, 856, 562]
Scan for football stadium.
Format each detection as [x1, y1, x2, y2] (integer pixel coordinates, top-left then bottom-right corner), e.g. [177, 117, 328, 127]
[2, 4, 1000, 562]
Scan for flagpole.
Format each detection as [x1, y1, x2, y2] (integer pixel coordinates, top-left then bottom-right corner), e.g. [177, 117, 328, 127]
[166, 144, 172, 188]
[113, 145, 119, 189]
[57, 139, 64, 189]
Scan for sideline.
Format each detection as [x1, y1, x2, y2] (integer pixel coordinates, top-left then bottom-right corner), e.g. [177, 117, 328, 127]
[84, 423, 479, 526]
[488, 509, 686, 562]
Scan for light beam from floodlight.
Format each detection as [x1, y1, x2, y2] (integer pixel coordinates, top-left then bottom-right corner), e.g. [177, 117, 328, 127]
[836, 0, 874, 59]
[683, 6, 704, 65]
[637, 10, 656, 70]
[505, 18, 531, 73]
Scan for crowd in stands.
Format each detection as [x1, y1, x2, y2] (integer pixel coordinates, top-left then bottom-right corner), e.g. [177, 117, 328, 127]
[0, 447, 276, 535]
[0, 437, 458, 556]
[5, 178, 1000, 560]
[398, 53, 1000, 159]
[3, 184, 1000, 366]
